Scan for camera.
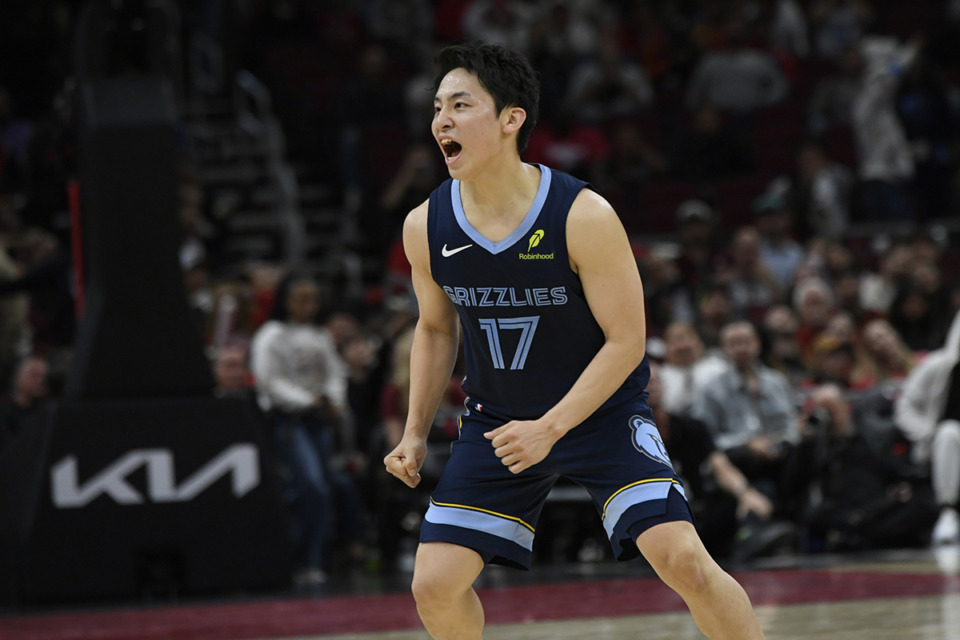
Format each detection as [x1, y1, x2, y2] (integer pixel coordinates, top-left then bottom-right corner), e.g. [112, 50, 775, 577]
[806, 407, 832, 437]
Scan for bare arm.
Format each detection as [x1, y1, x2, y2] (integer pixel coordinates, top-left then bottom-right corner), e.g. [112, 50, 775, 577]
[542, 189, 648, 432]
[486, 189, 649, 472]
[708, 451, 773, 521]
[384, 201, 461, 487]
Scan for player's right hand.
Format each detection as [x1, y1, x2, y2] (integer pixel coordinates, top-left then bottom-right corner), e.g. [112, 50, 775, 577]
[384, 437, 427, 488]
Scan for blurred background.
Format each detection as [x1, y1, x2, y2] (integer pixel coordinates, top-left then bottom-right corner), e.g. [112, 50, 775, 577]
[0, 0, 959, 609]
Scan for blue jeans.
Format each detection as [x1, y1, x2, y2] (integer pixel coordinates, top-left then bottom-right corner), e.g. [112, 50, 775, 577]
[272, 414, 335, 571]
[272, 413, 365, 571]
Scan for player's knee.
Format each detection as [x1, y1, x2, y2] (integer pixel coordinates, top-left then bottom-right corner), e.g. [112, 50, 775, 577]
[411, 567, 460, 610]
[650, 535, 711, 595]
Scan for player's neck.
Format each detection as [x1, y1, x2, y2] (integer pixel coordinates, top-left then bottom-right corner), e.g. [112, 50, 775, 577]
[458, 159, 541, 225]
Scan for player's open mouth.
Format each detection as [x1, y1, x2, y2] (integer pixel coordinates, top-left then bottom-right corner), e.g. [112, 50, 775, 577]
[440, 139, 462, 164]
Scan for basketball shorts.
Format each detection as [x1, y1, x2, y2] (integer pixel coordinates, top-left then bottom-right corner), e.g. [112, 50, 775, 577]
[420, 399, 692, 569]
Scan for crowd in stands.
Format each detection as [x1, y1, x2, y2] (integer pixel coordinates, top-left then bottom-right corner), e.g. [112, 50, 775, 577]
[1, 0, 960, 585]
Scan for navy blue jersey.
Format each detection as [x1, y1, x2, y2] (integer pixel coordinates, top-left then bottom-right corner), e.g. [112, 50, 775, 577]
[427, 164, 649, 420]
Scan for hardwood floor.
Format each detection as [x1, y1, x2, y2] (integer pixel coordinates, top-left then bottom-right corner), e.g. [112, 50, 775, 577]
[5, 548, 960, 640]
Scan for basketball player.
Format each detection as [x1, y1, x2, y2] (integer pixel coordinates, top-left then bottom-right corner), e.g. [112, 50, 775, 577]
[384, 42, 766, 640]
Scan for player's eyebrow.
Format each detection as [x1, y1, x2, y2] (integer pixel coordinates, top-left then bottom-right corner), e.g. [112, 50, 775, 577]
[434, 90, 473, 104]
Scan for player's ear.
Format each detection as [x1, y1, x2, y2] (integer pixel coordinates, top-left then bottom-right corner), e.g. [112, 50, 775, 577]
[501, 106, 526, 135]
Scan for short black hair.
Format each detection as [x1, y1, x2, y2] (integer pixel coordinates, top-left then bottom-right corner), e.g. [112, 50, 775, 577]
[269, 271, 320, 322]
[432, 41, 540, 154]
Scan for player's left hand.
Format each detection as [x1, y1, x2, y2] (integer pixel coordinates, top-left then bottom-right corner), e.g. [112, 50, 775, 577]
[484, 420, 560, 474]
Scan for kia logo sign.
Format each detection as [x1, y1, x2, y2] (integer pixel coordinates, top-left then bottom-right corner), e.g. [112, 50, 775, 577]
[50, 444, 260, 508]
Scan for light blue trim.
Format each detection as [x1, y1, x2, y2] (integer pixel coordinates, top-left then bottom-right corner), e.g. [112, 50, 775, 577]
[451, 164, 552, 255]
[424, 502, 535, 551]
[601, 481, 686, 539]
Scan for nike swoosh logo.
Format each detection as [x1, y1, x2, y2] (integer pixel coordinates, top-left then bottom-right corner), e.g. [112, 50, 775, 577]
[441, 243, 473, 257]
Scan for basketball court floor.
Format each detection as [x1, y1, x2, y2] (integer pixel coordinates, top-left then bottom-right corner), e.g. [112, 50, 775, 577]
[4, 546, 960, 639]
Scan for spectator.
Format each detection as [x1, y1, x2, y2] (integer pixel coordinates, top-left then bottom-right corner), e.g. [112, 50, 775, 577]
[379, 325, 415, 457]
[862, 317, 916, 384]
[659, 320, 728, 416]
[895, 308, 960, 545]
[402, 51, 441, 137]
[336, 328, 383, 547]
[523, 109, 610, 182]
[339, 42, 407, 132]
[0, 354, 50, 452]
[324, 307, 361, 354]
[672, 199, 726, 294]
[378, 140, 446, 255]
[793, 138, 854, 241]
[526, 1, 602, 109]
[461, 0, 536, 52]
[911, 258, 955, 342]
[807, 45, 864, 134]
[183, 257, 212, 341]
[636, 249, 695, 339]
[595, 117, 669, 215]
[821, 239, 857, 285]
[563, 34, 655, 125]
[831, 267, 872, 328]
[851, 35, 919, 222]
[0, 228, 75, 361]
[810, 0, 874, 61]
[649, 361, 791, 561]
[372, 326, 412, 572]
[692, 321, 800, 515]
[696, 280, 735, 351]
[250, 272, 365, 587]
[808, 311, 875, 389]
[206, 278, 256, 352]
[247, 262, 283, 331]
[178, 170, 221, 273]
[860, 241, 913, 315]
[888, 269, 951, 354]
[362, 0, 432, 59]
[375, 324, 465, 572]
[793, 275, 836, 368]
[0, 216, 29, 371]
[724, 225, 782, 321]
[212, 343, 254, 399]
[683, 17, 789, 115]
[790, 383, 936, 552]
[907, 229, 945, 267]
[753, 185, 805, 294]
[616, 0, 679, 84]
[671, 105, 755, 182]
[341, 330, 382, 464]
[762, 304, 808, 385]
[766, 0, 810, 59]
[688, 0, 731, 52]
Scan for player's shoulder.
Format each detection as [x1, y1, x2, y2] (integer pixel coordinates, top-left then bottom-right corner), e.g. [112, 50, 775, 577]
[567, 186, 623, 235]
[403, 176, 452, 231]
[404, 198, 430, 231]
[403, 199, 431, 268]
[568, 183, 616, 218]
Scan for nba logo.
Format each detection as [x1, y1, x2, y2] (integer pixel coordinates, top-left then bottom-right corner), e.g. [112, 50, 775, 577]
[628, 415, 674, 470]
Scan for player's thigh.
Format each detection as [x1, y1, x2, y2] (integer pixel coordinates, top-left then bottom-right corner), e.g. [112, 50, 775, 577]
[412, 541, 485, 597]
